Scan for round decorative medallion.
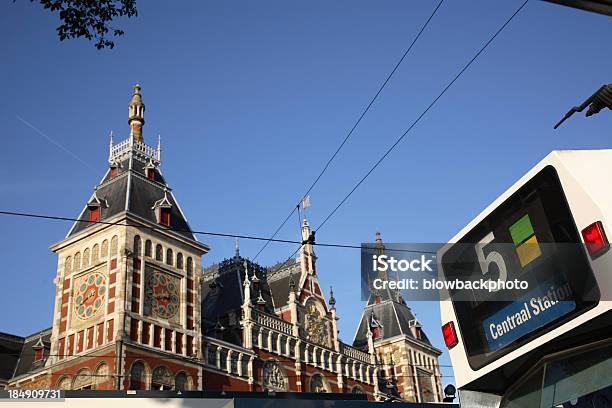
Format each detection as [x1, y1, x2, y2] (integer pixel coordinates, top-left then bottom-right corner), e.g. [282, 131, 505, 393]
[73, 272, 106, 321]
[146, 271, 180, 319]
[263, 361, 287, 391]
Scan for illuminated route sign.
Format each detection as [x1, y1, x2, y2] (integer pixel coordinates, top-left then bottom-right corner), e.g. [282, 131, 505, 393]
[440, 166, 599, 369]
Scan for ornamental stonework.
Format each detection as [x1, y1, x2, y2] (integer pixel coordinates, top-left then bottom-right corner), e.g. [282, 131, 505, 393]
[262, 361, 287, 391]
[304, 299, 329, 347]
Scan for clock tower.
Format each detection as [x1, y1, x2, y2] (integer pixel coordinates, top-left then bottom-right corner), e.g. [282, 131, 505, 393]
[46, 85, 209, 391]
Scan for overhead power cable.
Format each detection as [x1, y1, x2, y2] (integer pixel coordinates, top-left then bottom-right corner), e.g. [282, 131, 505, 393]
[315, 0, 530, 233]
[253, 0, 446, 261]
[0, 210, 436, 254]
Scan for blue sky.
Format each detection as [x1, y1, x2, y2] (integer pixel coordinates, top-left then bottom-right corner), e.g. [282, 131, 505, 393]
[1, 0, 612, 388]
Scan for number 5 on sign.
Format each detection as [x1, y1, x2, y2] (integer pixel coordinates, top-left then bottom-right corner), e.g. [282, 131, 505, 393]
[476, 232, 508, 291]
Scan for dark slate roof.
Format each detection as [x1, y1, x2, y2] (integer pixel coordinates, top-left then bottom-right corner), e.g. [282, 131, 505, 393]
[12, 328, 52, 379]
[0, 333, 24, 382]
[0, 328, 51, 383]
[128, 176, 192, 237]
[67, 140, 196, 241]
[267, 259, 300, 310]
[352, 299, 433, 350]
[201, 256, 274, 327]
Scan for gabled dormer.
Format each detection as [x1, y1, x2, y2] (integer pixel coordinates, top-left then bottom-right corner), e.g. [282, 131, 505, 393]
[109, 158, 122, 179]
[86, 190, 108, 225]
[370, 312, 383, 341]
[32, 336, 46, 363]
[152, 189, 173, 227]
[144, 158, 157, 182]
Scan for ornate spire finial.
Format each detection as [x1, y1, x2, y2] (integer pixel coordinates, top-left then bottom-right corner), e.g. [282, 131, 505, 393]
[256, 289, 266, 305]
[251, 266, 260, 284]
[329, 286, 336, 308]
[235, 238, 240, 258]
[157, 134, 161, 160]
[375, 230, 384, 256]
[214, 318, 225, 333]
[243, 260, 250, 285]
[108, 130, 114, 160]
[289, 273, 296, 293]
[128, 84, 145, 142]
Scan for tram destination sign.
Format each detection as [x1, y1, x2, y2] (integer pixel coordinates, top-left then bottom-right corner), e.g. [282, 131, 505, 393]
[440, 166, 599, 369]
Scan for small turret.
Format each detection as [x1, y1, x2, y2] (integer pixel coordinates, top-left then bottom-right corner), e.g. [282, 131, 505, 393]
[128, 84, 145, 142]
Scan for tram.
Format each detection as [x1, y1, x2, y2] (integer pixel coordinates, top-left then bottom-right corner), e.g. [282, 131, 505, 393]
[438, 150, 612, 407]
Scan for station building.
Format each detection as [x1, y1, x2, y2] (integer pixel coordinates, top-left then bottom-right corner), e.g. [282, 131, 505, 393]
[0, 86, 443, 402]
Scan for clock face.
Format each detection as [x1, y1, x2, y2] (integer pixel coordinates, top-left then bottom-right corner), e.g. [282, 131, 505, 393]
[145, 271, 180, 320]
[73, 272, 107, 321]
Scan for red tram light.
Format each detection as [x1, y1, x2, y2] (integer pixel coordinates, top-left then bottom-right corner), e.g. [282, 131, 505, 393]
[581, 221, 609, 259]
[442, 321, 458, 349]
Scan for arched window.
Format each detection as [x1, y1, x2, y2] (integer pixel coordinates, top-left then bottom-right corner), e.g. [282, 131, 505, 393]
[101, 240, 109, 258]
[72, 368, 93, 390]
[166, 249, 173, 266]
[309, 373, 328, 393]
[155, 244, 163, 261]
[82, 248, 90, 268]
[129, 361, 146, 390]
[92, 244, 99, 263]
[110, 236, 118, 257]
[74, 252, 81, 271]
[145, 240, 152, 257]
[133, 235, 142, 257]
[175, 372, 189, 391]
[151, 366, 173, 390]
[56, 375, 72, 390]
[176, 253, 184, 270]
[186, 257, 193, 276]
[64, 256, 72, 275]
[94, 362, 110, 389]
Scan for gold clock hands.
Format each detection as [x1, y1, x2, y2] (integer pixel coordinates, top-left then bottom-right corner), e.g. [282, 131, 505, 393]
[77, 287, 97, 308]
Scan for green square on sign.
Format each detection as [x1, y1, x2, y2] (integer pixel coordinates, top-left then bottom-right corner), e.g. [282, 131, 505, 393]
[510, 214, 535, 245]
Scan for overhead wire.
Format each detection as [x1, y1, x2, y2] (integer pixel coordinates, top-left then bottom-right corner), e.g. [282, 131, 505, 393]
[0, 210, 437, 254]
[315, 0, 530, 233]
[252, 0, 446, 261]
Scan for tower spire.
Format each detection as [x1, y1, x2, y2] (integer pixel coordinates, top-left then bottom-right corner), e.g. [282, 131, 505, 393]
[128, 84, 145, 142]
[375, 230, 384, 256]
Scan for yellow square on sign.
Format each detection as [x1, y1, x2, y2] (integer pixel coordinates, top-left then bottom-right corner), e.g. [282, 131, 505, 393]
[516, 235, 541, 267]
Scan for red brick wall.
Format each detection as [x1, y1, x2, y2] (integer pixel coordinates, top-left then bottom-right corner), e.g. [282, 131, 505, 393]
[123, 349, 200, 390]
[202, 369, 251, 392]
[49, 354, 116, 390]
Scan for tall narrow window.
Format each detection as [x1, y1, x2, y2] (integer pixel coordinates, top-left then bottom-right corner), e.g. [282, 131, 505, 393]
[160, 208, 171, 226]
[134, 236, 142, 257]
[147, 168, 155, 181]
[166, 249, 173, 266]
[89, 207, 100, 224]
[175, 372, 188, 391]
[176, 253, 184, 270]
[129, 362, 146, 390]
[155, 245, 163, 261]
[110, 167, 118, 178]
[145, 240, 152, 257]
[186, 257, 193, 275]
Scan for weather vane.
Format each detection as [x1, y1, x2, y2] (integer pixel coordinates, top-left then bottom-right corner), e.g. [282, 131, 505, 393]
[554, 84, 612, 129]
